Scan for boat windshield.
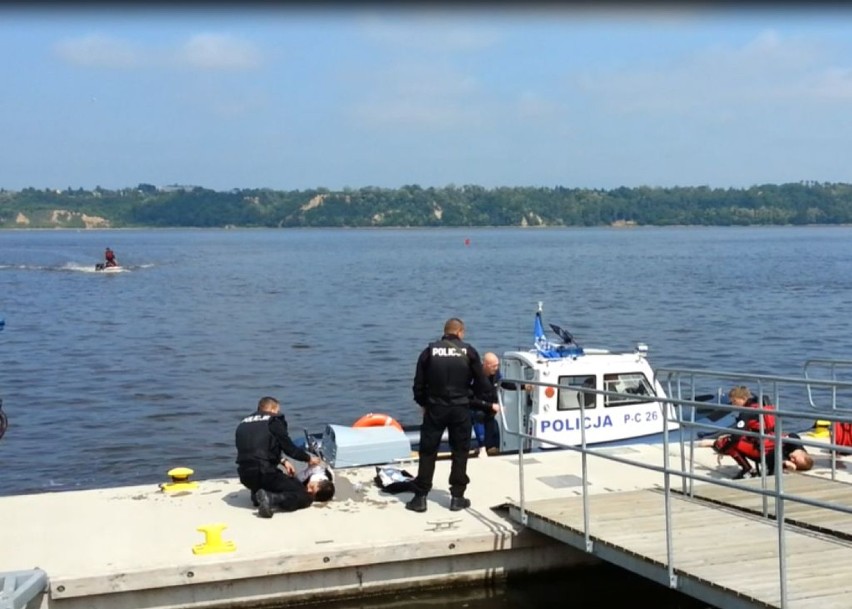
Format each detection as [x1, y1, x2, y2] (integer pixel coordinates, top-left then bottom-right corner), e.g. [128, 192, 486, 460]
[603, 372, 655, 407]
[556, 375, 596, 411]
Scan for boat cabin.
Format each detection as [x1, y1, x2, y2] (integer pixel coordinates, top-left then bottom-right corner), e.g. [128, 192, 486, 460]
[316, 307, 681, 468]
[496, 343, 677, 453]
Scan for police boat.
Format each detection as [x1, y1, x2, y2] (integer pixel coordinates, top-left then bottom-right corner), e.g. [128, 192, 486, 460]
[307, 304, 681, 470]
[498, 302, 680, 452]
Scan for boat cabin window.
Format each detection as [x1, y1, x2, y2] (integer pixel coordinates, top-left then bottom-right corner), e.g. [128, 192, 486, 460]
[557, 375, 596, 411]
[603, 372, 655, 407]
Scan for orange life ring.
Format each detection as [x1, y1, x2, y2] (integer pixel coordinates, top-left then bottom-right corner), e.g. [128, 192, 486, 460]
[352, 413, 403, 432]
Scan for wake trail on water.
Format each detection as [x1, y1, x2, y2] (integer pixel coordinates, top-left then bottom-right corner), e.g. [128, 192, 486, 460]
[1, 262, 154, 274]
[0, 262, 135, 273]
[65, 262, 155, 273]
[0, 263, 103, 272]
[61, 262, 131, 273]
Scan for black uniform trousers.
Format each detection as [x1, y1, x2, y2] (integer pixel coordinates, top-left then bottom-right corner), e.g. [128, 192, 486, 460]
[238, 467, 313, 512]
[413, 403, 472, 498]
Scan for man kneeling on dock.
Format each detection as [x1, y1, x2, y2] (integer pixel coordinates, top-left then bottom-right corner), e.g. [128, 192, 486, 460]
[235, 396, 321, 518]
[698, 387, 813, 478]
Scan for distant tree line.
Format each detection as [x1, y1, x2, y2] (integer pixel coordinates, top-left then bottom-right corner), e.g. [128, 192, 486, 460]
[1, 181, 850, 229]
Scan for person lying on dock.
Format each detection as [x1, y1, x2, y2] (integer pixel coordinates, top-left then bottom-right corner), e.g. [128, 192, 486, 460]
[296, 462, 335, 501]
[235, 396, 321, 518]
[701, 431, 813, 477]
[712, 386, 812, 475]
[764, 433, 814, 474]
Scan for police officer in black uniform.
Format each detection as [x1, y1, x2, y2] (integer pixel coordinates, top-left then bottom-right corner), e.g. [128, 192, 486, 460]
[235, 396, 320, 518]
[406, 318, 490, 513]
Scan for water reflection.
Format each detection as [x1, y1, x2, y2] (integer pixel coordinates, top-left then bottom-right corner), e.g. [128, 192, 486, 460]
[286, 564, 715, 609]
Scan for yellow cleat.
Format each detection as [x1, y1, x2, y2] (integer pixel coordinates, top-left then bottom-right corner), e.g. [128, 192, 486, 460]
[810, 420, 832, 438]
[159, 466, 199, 492]
[193, 523, 236, 555]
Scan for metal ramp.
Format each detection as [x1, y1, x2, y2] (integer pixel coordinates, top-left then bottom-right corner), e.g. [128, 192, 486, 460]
[681, 473, 852, 540]
[506, 486, 852, 609]
[0, 570, 48, 609]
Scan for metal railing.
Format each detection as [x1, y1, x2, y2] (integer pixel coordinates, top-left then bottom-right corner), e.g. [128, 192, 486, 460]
[802, 358, 852, 412]
[658, 365, 852, 484]
[498, 367, 852, 609]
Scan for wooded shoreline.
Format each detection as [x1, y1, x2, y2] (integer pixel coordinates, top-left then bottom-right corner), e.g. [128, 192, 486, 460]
[2, 181, 850, 228]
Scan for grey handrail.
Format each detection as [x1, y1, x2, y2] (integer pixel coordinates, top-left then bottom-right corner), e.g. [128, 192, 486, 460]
[497, 371, 852, 609]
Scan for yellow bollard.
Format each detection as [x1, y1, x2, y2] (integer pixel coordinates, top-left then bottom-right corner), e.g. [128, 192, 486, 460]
[810, 420, 832, 438]
[160, 467, 199, 492]
[193, 523, 236, 555]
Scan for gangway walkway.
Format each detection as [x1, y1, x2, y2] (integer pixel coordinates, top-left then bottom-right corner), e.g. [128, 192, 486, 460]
[497, 362, 852, 609]
[505, 477, 852, 609]
[683, 474, 852, 539]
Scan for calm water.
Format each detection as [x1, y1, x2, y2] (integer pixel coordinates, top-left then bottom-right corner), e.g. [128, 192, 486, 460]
[300, 564, 711, 609]
[2, 226, 851, 493]
[1, 226, 850, 608]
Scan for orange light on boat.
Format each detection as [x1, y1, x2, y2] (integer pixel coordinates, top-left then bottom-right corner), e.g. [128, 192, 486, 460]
[545, 387, 555, 398]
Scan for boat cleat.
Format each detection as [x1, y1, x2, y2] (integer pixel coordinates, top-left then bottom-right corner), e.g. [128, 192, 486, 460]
[159, 466, 199, 493]
[811, 420, 832, 438]
[192, 523, 236, 555]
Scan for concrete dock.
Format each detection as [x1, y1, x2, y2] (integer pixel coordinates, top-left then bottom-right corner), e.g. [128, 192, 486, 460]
[2, 436, 851, 609]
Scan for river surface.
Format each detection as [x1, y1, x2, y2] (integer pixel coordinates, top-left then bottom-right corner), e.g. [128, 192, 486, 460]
[303, 563, 712, 609]
[2, 226, 850, 608]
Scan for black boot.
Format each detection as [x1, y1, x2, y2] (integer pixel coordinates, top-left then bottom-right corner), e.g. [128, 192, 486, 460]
[250, 490, 259, 507]
[734, 468, 757, 480]
[449, 496, 471, 511]
[405, 494, 427, 513]
[256, 490, 273, 518]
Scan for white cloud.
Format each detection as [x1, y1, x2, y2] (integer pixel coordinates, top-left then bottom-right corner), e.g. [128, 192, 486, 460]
[348, 61, 485, 129]
[356, 13, 501, 53]
[54, 35, 142, 68]
[573, 29, 846, 116]
[352, 101, 472, 129]
[176, 34, 261, 70]
[514, 91, 560, 121]
[696, 29, 819, 75]
[810, 67, 852, 100]
[54, 33, 261, 71]
[209, 91, 270, 118]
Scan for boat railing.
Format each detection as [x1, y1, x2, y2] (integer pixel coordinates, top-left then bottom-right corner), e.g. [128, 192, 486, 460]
[656, 365, 852, 480]
[656, 364, 852, 413]
[802, 358, 852, 410]
[497, 372, 852, 609]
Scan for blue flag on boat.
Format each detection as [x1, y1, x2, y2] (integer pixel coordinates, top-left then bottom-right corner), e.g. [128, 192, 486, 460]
[533, 309, 583, 359]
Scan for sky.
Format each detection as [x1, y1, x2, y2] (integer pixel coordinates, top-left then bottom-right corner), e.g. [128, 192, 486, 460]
[2, 4, 852, 192]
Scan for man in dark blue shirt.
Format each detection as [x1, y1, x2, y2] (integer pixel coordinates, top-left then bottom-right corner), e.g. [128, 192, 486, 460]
[470, 352, 503, 456]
